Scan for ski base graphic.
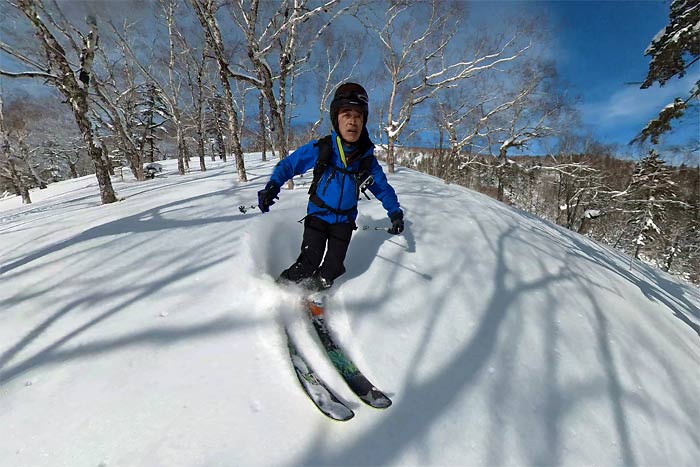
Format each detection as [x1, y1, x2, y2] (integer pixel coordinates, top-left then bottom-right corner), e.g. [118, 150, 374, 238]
[285, 328, 354, 421]
[305, 297, 392, 409]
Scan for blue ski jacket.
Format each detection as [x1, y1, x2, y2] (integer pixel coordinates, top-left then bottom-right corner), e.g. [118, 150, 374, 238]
[269, 131, 402, 225]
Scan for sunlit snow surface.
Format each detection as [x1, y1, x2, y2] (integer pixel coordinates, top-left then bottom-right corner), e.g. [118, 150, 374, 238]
[1, 155, 698, 466]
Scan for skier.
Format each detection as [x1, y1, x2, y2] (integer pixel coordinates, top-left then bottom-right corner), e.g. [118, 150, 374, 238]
[257, 82, 405, 291]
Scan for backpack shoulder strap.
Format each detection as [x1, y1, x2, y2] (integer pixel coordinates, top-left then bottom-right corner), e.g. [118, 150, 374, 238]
[358, 153, 375, 177]
[356, 154, 377, 199]
[308, 135, 334, 195]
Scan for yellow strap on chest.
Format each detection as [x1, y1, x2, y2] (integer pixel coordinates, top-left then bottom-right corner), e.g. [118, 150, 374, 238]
[336, 135, 347, 168]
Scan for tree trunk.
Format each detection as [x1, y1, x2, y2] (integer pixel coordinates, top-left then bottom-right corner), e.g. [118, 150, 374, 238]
[496, 147, 509, 202]
[387, 137, 396, 174]
[198, 137, 206, 172]
[664, 234, 680, 272]
[148, 135, 155, 163]
[190, 0, 246, 181]
[220, 79, 246, 181]
[183, 141, 191, 171]
[633, 238, 643, 260]
[216, 133, 226, 162]
[8, 159, 31, 204]
[74, 105, 117, 203]
[259, 92, 267, 162]
[126, 146, 145, 181]
[14, 1, 117, 203]
[176, 126, 186, 175]
[101, 143, 114, 176]
[196, 116, 207, 172]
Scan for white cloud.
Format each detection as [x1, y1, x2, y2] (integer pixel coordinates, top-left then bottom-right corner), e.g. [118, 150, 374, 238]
[581, 73, 699, 124]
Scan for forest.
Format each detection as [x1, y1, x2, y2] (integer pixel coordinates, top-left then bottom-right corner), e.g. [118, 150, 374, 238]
[0, 0, 698, 283]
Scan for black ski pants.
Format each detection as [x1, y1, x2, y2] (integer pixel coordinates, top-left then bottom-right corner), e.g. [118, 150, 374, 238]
[282, 216, 354, 283]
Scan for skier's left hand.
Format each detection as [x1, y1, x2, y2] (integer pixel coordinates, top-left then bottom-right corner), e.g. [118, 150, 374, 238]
[388, 210, 404, 235]
[258, 181, 280, 213]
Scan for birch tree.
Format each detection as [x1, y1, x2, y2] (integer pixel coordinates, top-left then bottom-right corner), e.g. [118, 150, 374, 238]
[206, 94, 228, 161]
[490, 65, 562, 202]
[45, 138, 87, 179]
[0, 0, 117, 203]
[433, 78, 529, 184]
[14, 132, 48, 189]
[180, 41, 212, 172]
[190, 0, 247, 181]
[258, 92, 268, 161]
[90, 47, 146, 180]
[193, 0, 350, 173]
[106, 0, 193, 176]
[0, 94, 31, 203]
[308, 34, 362, 139]
[549, 136, 609, 232]
[369, 0, 530, 173]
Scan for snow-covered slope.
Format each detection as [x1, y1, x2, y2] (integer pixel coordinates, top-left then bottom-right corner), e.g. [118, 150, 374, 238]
[1, 155, 698, 467]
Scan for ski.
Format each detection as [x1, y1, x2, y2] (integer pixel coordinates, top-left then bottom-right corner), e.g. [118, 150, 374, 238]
[304, 297, 392, 409]
[285, 327, 355, 422]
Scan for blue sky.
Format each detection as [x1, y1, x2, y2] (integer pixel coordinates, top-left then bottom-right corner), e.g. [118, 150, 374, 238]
[512, 0, 698, 152]
[1, 0, 696, 160]
[545, 0, 669, 100]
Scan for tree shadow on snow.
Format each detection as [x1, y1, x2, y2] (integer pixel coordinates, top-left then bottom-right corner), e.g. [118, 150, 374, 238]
[0, 187, 252, 278]
[290, 196, 696, 466]
[512, 208, 700, 339]
[0, 187, 265, 385]
[293, 225, 576, 466]
[0, 249, 259, 386]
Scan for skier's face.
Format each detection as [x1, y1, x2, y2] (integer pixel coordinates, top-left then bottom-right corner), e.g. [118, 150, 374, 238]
[337, 108, 363, 143]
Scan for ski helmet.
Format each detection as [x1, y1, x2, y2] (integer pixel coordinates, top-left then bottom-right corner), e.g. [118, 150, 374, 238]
[330, 82, 369, 135]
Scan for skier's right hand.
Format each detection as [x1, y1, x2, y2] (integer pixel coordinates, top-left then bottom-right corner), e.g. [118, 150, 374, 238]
[388, 210, 404, 235]
[258, 181, 280, 213]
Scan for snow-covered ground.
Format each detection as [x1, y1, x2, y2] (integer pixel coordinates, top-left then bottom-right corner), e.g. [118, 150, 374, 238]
[1, 155, 698, 467]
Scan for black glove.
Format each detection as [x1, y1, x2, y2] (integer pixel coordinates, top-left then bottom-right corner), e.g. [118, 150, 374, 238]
[388, 210, 404, 235]
[258, 181, 280, 213]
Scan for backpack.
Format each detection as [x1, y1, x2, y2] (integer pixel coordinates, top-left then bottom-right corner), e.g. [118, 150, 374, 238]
[307, 136, 375, 215]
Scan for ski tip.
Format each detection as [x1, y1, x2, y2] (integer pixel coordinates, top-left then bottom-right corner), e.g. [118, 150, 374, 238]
[335, 410, 356, 422]
[317, 401, 355, 421]
[371, 396, 392, 409]
[362, 390, 393, 409]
